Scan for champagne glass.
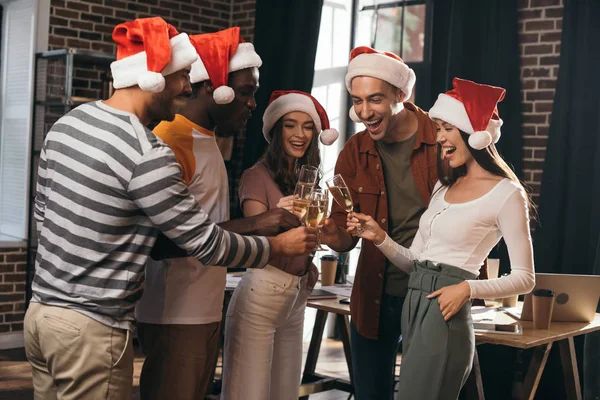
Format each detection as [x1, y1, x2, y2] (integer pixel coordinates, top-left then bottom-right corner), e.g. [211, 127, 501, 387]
[305, 188, 329, 251]
[293, 165, 318, 222]
[325, 174, 364, 235]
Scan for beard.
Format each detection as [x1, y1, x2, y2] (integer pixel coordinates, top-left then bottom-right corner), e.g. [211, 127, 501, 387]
[147, 91, 190, 124]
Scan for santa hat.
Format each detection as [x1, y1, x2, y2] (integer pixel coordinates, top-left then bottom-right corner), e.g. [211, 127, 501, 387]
[262, 90, 339, 146]
[429, 78, 506, 150]
[188, 27, 262, 104]
[345, 46, 416, 122]
[110, 17, 198, 93]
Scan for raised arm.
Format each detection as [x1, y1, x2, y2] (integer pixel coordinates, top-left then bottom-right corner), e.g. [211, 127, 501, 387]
[466, 188, 535, 299]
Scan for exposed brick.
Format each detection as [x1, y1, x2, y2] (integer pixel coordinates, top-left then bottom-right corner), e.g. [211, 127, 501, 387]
[538, 79, 557, 89]
[3, 273, 25, 283]
[540, 55, 560, 65]
[540, 32, 562, 42]
[0, 293, 24, 303]
[522, 103, 534, 113]
[0, 304, 13, 313]
[53, 27, 78, 37]
[0, 265, 15, 274]
[180, 4, 199, 13]
[0, 325, 10, 333]
[525, 20, 555, 31]
[553, 66, 559, 77]
[10, 323, 24, 331]
[66, 38, 92, 49]
[518, 0, 530, 8]
[91, 42, 115, 53]
[522, 67, 551, 78]
[104, 0, 127, 9]
[79, 31, 103, 41]
[66, 1, 90, 11]
[5, 253, 26, 263]
[0, 284, 14, 293]
[526, 90, 555, 101]
[554, 43, 561, 53]
[171, 11, 191, 21]
[524, 44, 553, 55]
[14, 284, 26, 293]
[50, 16, 69, 26]
[80, 12, 103, 23]
[523, 160, 545, 170]
[524, 137, 548, 147]
[52, 0, 66, 8]
[519, 33, 539, 44]
[5, 313, 24, 322]
[69, 20, 94, 30]
[556, 20, 562, 30]
[534, 149, 547, 159]
[535, 102, 554, 112]
[54, 7, 79, 19]
[531, 0, 561, 6]
[243, 3, 255, 11]
[15, 264, 26, 273]
[522, 79, 536, 89]
[523, 114, 548, 124]
[160, 0, 179, 9]
[115, 10, 136, 20]
[95, 23, 115, 34]
[91, 5, 114, 16]
[537, 126, 550, 136]
[545, 7, 563, 18]
[14, 302, 25, 312]
[522, 125, 537, 136]
[519, 9, 542, 19]
[126, 2, 149, 12]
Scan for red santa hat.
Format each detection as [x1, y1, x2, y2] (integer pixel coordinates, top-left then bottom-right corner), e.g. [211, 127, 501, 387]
[188, 27, 262, 104]
[110, 17, 198, 93]
[429, 77, 506, 150]
[263, 90, 339, 146]
[345, 46, 416, 122]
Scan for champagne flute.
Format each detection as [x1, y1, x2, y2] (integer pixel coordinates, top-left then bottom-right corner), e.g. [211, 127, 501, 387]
[325, 173, 364, 235]
[293, 165, 318, 222]
[305, 188, 329, 251]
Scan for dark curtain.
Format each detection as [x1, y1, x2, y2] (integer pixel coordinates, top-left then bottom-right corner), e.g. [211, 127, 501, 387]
[532, 1, 600, 399]
[242, 0, 324, 175]
[428, 2, 524, 399]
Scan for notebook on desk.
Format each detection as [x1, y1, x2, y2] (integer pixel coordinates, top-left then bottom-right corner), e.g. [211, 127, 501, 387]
[308, 288, 338, 300]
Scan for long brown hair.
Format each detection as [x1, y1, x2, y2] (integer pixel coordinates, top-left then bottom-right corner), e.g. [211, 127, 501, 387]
[437, 130, 536, 215]
[261, 118, 322, 196]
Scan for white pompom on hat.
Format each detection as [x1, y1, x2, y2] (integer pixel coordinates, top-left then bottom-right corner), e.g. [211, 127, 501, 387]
[428, 77, 506, 150]
[188, 27, 263, 104]
[263, 90, 339, 146]
[110, 17, 198, 93]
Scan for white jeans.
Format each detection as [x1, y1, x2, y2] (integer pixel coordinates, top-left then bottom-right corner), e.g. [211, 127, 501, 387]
[221, 265, 309, 400]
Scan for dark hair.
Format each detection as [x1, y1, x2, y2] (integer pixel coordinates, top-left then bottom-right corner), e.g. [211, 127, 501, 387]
[437, 130, 537, 216]
[261, 118, 321, 196]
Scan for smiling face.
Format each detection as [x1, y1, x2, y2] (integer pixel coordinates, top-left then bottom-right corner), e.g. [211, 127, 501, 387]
[148, 67, 192, 122]
[349, 76, 405, 141]
[280, 111, 315, 160]
[434, 118, 474, 169]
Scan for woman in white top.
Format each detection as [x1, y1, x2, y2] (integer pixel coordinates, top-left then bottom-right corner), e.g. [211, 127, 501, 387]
[347, 78, 535, 400]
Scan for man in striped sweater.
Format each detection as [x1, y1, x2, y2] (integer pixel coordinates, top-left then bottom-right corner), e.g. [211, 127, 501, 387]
[23, 18, 317, 400]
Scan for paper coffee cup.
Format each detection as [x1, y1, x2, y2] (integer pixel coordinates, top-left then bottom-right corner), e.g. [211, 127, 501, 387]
[532, 288, 555, 330]
[502, 295, 518, 307]
[320, 255, 337, 286]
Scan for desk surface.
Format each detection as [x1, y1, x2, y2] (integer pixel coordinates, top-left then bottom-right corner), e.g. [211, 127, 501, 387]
[307, 296, 600, 349]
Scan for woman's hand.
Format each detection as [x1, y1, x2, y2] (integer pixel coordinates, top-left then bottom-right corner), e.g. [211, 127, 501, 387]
[346, 212, 386, 245]
[276, 195, 295, 213]
[427, 281, 471, 321]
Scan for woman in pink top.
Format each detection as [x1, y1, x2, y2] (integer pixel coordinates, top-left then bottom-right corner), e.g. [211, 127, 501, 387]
[348, 78, 536, 400]
[221, 90, 338, 400]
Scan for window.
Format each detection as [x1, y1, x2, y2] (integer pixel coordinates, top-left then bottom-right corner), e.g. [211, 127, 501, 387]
[0, 0, 49, 242]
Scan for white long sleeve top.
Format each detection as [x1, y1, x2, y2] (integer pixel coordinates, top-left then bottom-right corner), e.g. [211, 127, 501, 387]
[375, 178, 535, 299]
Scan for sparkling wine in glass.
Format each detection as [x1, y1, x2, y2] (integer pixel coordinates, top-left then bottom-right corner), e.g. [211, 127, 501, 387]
[293, 165, 318, 222]
[325, 174, 363, 235]
[305, 188, 328, 251]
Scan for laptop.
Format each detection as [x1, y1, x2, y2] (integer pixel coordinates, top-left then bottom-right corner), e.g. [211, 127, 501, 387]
[518, 273, 600, 323]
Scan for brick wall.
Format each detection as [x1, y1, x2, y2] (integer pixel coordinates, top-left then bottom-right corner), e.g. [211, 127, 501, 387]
[0, 248, 27, 333]
[518, 0, 564, 204]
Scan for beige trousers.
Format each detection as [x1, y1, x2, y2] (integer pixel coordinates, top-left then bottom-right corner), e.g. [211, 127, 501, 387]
[24, 302, 133, 400]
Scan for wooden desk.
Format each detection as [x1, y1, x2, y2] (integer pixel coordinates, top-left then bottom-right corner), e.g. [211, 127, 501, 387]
[300, 297, 353, 399]
[466, 312, 600, 400]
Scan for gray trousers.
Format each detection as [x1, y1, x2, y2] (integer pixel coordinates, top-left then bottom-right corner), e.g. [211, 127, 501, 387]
[396, 260, 477, 400]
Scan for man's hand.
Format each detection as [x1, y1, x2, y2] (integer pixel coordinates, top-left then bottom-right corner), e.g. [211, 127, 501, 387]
[268, 226, 318, 264]
[276, 195, 295, 212]
[320, 218, 354, 252]
[253, 208, 301, 236]
[427, 281, 472, 321]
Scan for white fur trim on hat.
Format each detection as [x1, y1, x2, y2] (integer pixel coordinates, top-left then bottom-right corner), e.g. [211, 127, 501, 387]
[345, 53, 416, 99]
[229, 43, 263, 72]
[262, 93, 321, 143]
[468, 131, 493, 150]
[111, 33, 198, 92]
[138, 71, 165, 93]
[428, 93, 475, 133]
[189, 42, 262, 84]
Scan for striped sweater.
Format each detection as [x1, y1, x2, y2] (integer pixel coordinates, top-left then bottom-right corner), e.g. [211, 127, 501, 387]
[31, 101, 270, 330]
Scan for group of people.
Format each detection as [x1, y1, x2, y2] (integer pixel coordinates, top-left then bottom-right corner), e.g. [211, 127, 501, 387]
[23, 15, 535, 400]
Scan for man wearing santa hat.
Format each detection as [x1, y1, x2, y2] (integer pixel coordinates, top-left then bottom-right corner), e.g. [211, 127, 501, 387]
[320, 46, 438, 399]
[135, 27, 303, 400]
[23, 18, 317, 399]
